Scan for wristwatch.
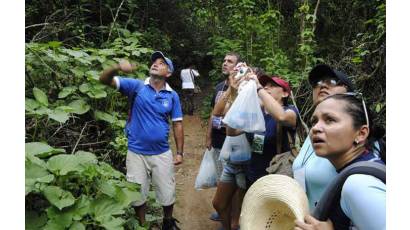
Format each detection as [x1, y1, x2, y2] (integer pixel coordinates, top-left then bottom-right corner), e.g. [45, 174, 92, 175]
[176, 152, 184, 157]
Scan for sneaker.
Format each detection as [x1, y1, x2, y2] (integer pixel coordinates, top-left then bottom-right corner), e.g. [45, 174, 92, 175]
[162, 217, 181, 230]
[209, 212, 222, 221]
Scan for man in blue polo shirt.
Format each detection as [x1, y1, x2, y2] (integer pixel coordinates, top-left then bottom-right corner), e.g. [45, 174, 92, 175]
[100, 51, 184, 230]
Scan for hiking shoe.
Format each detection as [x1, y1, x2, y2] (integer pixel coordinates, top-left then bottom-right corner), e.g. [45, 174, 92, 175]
[162, 217, 181, 230]
[209, 212, 222, 221]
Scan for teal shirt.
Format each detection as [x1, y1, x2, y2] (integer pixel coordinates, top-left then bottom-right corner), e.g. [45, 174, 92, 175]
[292, 137, 338, 211]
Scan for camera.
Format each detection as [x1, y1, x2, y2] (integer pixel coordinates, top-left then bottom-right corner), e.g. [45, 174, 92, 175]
[235, 66, 249, 80]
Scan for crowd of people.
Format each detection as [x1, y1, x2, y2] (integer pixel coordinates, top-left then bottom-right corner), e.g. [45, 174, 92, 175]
[99, 50, 385, 230]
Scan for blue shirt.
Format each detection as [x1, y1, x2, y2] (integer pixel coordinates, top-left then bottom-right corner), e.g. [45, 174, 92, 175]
[115, 77, 183, 155]
[292, 138, 338, 211]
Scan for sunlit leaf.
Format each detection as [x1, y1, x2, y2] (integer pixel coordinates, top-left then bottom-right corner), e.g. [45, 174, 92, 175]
[25, 142, 66, 158]
[48, 109, 70, 123]
[26, 98, 41, 111]
[33, 87, 49, 106]
[43, 186, 75, 210]
[68, 99, 90, 115]
[58, 86, 77, 98]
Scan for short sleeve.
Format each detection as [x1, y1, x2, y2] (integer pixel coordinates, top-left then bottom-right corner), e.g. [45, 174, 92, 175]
[171, 92, 183, 121]
[340, 174, 386, 230]
[117, 76, 143, 98]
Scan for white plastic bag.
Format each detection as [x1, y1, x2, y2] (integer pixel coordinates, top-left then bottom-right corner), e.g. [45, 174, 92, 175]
[222, 80, 265, 133]
[194, 148, 218, 190]
[220, 134, 252, 163]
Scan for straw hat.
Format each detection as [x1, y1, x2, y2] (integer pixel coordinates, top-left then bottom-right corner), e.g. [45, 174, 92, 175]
[240, 174, 309, 230]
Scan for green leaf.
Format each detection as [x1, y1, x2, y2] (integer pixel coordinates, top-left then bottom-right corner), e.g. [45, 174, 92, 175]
[64, 49, 88, 58]
[68, 99, 90, 115]
[58, 86, 77, 98]
[43, 186, 75, 210]
[99, 180, 117, 198]
[95, 110, 116, 123]
[25, 153, 54, 195]
[91, 197, 125, 220]
[48, 41, 62, 48]
[47, 154, 80, 175]
[69, 222, 85, 230]
[70, 68, 84, 78]
[45, 206, 74, 230]
[48, 109, 70, 123]
[67, 195, 91, 221]
[99, 216, 125, 230]
[25, 142, 66, 158]
[33, 87, 49, 106]
[26, 98, 40, 111]
[79, 83, 91, 93]
[85, 70, 100, 81]
[87, 87, 107, 99]
[26, 211, 47, 230]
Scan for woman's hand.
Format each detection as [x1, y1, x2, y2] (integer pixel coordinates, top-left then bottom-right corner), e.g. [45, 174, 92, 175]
[294, 215, 334, 230]
[244, 72, 262, 89]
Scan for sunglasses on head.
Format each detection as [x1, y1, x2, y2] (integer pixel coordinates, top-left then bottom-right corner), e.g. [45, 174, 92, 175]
[337, 92, 370, 132]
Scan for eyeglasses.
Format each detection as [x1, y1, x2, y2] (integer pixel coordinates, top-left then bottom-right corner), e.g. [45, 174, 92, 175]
[339, 92, 370, 131]
[313, 79, 343, 88]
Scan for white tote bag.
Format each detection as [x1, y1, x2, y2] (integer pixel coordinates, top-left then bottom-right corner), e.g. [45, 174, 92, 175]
[194, 148, 218, 190]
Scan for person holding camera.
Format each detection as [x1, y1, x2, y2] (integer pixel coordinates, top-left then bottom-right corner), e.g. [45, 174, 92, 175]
[99, 51, 184, 230]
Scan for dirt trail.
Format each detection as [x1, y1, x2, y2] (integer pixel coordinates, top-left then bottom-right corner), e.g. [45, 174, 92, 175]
[170, 114, 221, 230]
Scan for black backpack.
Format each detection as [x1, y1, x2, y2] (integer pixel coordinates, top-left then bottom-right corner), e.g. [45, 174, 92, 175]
[312, 161, 386, 222]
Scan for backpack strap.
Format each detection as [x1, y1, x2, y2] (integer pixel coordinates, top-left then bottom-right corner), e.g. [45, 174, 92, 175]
[275, 123, 297, 157]
[312, 161, 386, 221]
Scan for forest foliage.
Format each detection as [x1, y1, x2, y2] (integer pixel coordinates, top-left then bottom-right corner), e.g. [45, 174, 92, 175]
[25, 0, 385, 229]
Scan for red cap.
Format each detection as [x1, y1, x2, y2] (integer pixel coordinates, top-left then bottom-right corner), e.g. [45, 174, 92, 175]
[259, 75, 291, 93]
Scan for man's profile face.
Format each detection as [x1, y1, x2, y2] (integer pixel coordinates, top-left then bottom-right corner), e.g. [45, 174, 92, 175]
[222, 55, 238, 76]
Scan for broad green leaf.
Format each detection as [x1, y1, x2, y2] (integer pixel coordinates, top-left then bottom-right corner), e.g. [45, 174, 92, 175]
[47, 154, 80, 175]
[26, 98, 40, 111]
[98, 180, 117, 198]
[25, 156, 51, 195]
[33, 87, 49, 106]
[55, 106, 75, 113]
[68, 99, 90, 115]
[75, 150, 97, 164]
[85, 70, 100, 81]
[64, 49, 88, 58]
[99, 216, 125, 230]
[95, 110, 116, 123]
[79, 83, 91, 93]
[45, 206, 74, 230]
[58, 86, 77, 98]
[34, 107, 51, 116]
[43, 186, 75, 210]
[67, 195, 91, 221]
[25, 142, 65, 158]
[91, 197, 125, 220]
[26, 211, 47, 230]
[70, 68, 84, 78]
[87, 87, 107, 99]
[69, 222, 85, 230]
[48, 109, 70, 123]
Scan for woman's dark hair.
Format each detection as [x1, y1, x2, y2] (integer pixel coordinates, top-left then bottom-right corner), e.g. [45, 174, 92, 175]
[322, 94, 386, 162]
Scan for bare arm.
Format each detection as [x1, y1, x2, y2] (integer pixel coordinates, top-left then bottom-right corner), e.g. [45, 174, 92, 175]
[258, 88, 297, 127]
[172, 121, 184, 165]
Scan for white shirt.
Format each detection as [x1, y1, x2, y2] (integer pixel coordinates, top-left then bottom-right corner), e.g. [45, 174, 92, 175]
[180, 68, 199, 89]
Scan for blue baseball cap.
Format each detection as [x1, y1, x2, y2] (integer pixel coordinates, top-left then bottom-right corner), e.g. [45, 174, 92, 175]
[151, 51, 174, 73]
